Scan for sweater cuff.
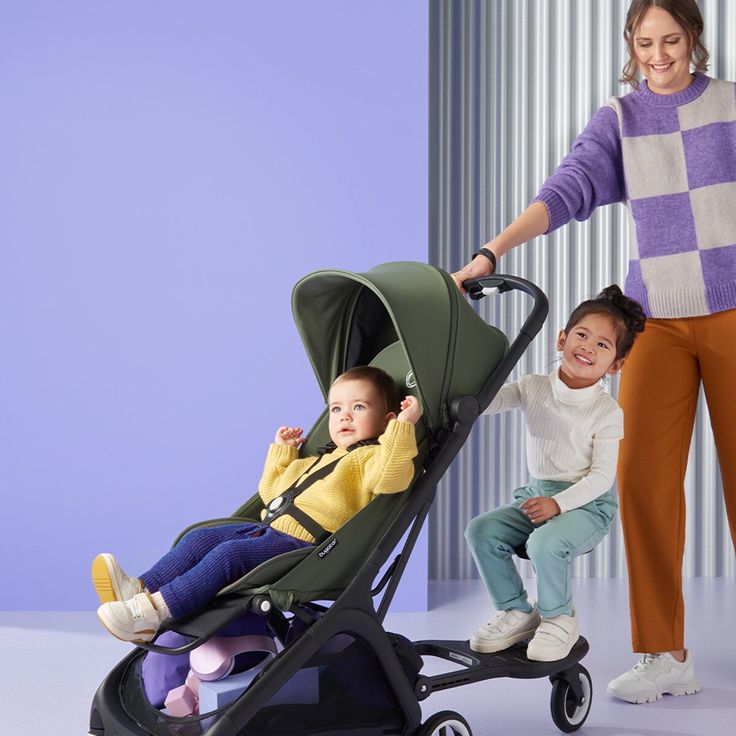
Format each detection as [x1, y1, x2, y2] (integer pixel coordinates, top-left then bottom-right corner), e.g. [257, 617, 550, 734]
[384, 417, 417, 439]
[532, 190, 570, 234]
[554, 492, 575, 515]
[267, 443, 299, 463]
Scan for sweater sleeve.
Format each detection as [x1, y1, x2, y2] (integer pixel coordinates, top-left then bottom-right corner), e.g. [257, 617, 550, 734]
[553, 406, 624, 514]
[482, 380, 523, 416]
[257, 444, 302, 505]
[533, 105, 625, 233]
[361, 418, 418, 496]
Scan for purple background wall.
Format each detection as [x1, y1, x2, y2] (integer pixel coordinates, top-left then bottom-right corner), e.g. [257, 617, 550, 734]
[0, 1, 428, 611]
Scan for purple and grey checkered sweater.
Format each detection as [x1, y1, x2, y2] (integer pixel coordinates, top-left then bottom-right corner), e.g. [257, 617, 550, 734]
[534, 73, 736, 318]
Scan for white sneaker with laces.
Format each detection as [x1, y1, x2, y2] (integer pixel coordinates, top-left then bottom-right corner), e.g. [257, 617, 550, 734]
[469, 602, 541, 653]
[91, 553, 144, 603]
[526, 611, 579, 661]
[97, 592, 166, 642]
[607, 651, 701, 704]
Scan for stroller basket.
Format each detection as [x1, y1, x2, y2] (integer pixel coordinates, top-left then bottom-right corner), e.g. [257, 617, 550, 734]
[115, 630, 422, 736]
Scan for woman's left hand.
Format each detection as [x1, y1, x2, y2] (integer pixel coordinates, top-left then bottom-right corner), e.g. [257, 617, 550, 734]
[520, 496, 560, 525]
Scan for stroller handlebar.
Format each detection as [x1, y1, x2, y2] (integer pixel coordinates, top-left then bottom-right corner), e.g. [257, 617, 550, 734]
[461, 273, 549, 413]
[462, 274, 548, 339]
[463, 274, 545, 305]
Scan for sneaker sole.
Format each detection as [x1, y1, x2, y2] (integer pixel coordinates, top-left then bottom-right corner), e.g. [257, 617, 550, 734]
[607, 680, 701, 704]
[96, 607, 156, 644]
[667, 681, 702, 697]
[469, 624, 540, 654]
[91, 554, 120, 604]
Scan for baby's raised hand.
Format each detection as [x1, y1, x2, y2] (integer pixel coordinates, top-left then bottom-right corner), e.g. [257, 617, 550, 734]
[275, 426, 305, 447]
[397, 395, 422, 425]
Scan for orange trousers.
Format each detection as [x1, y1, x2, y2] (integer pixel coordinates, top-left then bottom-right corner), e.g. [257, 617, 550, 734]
[618, 309, 736, 653]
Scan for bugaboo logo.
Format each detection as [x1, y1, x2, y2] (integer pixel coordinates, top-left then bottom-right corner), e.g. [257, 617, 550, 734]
[318, 538, 338, 558]
[405, 371, 416, 389]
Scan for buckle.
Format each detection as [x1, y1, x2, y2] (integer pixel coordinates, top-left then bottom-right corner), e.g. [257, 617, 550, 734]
[266, 493, 291, 517]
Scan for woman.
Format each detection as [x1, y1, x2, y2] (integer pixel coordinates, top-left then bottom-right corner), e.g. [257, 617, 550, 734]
[453, 0, 736, 704]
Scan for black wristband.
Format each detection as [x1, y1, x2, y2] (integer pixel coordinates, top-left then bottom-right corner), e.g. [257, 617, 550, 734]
[473, 247, 497, 272]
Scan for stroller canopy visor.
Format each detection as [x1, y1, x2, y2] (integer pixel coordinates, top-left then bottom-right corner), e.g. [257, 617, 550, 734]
[291, 261, 508, 433]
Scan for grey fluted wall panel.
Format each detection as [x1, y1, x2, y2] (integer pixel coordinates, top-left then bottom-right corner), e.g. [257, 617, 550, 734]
[429, 0, 736, 581]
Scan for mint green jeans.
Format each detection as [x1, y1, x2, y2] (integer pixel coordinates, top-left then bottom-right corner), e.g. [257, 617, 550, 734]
[465, 477, 617, 617]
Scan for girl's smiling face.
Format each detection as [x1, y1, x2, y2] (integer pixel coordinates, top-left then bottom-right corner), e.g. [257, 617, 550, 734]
[634, 6, 693, 95]
[557, 313, 624, 389]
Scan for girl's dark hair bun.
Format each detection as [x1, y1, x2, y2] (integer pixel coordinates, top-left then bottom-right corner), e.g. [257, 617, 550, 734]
[598, 284, 646, 335]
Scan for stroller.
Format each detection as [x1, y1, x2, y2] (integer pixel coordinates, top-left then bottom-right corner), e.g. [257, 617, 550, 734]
[90, 261, 592, 736]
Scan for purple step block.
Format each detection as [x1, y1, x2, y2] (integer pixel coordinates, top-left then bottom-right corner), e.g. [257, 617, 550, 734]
[198, 665, 320, 714]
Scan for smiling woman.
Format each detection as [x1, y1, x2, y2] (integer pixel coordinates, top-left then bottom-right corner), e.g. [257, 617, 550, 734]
[631, 8, 693, 94]
[621, 0, 709, 91]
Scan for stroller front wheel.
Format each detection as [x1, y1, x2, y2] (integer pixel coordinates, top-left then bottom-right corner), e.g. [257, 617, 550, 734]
[550, 665, 593, 732]
[415, 709, 472, 736]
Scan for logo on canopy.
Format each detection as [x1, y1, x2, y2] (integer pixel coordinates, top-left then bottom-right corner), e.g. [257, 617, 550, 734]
[405, 371, 416, 389]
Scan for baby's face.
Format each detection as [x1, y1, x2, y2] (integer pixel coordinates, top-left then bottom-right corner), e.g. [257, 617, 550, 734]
[327, 379, 392, 449]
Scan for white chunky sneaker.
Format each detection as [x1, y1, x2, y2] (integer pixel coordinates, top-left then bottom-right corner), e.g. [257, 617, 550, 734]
[526, 611, 579, 662]
[469, 602, 541, 653]
[91, 553, 144, 603]
[607, 651, 701, 704]
[97, 592, 166, 643]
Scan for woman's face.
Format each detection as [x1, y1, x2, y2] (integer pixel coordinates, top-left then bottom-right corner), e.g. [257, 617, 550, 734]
[633, 6, 693, 95]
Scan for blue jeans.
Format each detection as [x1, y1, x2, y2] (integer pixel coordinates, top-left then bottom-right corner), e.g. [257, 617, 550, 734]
[465, 478, 617, 617]
[140, 523, 312, 619]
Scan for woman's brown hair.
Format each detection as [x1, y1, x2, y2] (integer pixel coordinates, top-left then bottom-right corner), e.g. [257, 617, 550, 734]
[620, 0, 709, 87]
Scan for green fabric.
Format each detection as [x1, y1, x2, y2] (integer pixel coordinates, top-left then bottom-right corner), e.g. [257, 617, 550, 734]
[292, 261, 508, 435]
[182, 262, 510, 607]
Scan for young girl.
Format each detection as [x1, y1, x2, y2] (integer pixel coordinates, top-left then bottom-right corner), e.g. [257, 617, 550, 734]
[465, 286, 645, 662]
[91, 366, 422, 643]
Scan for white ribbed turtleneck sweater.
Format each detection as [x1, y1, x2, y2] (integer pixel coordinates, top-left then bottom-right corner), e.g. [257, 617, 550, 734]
[483, 369, 623, 514]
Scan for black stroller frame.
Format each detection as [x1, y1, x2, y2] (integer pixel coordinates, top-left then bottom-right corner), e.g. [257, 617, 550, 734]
[90, 266, 593, 736]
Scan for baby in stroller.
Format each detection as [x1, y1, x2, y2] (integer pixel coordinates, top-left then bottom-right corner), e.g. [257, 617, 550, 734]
[91, 365, 422, 643]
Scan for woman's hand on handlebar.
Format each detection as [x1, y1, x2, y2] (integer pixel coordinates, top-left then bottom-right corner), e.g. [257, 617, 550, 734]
[450, 202, 550, 292]
[451, 249, 496, 293]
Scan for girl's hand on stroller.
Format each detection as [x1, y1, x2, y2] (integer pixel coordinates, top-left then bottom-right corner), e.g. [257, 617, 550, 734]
[520, 496, 560, 525]
[397, 396, 422, 425]
[275, 426, 305, 447]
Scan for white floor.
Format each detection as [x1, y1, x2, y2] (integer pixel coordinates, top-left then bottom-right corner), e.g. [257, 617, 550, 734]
[3, 577, 735, 736]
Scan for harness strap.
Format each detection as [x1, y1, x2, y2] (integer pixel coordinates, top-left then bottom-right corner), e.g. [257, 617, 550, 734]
[279, 505, 332, 544]
[263, 439, 380, 543]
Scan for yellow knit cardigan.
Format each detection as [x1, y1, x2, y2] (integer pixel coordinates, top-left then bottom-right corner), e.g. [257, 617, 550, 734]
[258, 419, 418, 543]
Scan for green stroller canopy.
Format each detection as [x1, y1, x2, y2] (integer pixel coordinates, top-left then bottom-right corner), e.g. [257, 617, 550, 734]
[292, 261, 509, 433]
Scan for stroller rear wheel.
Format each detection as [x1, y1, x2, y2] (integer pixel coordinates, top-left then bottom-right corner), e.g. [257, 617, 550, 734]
[550, 665, 592, 732]
[415, 710, 472, 736]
